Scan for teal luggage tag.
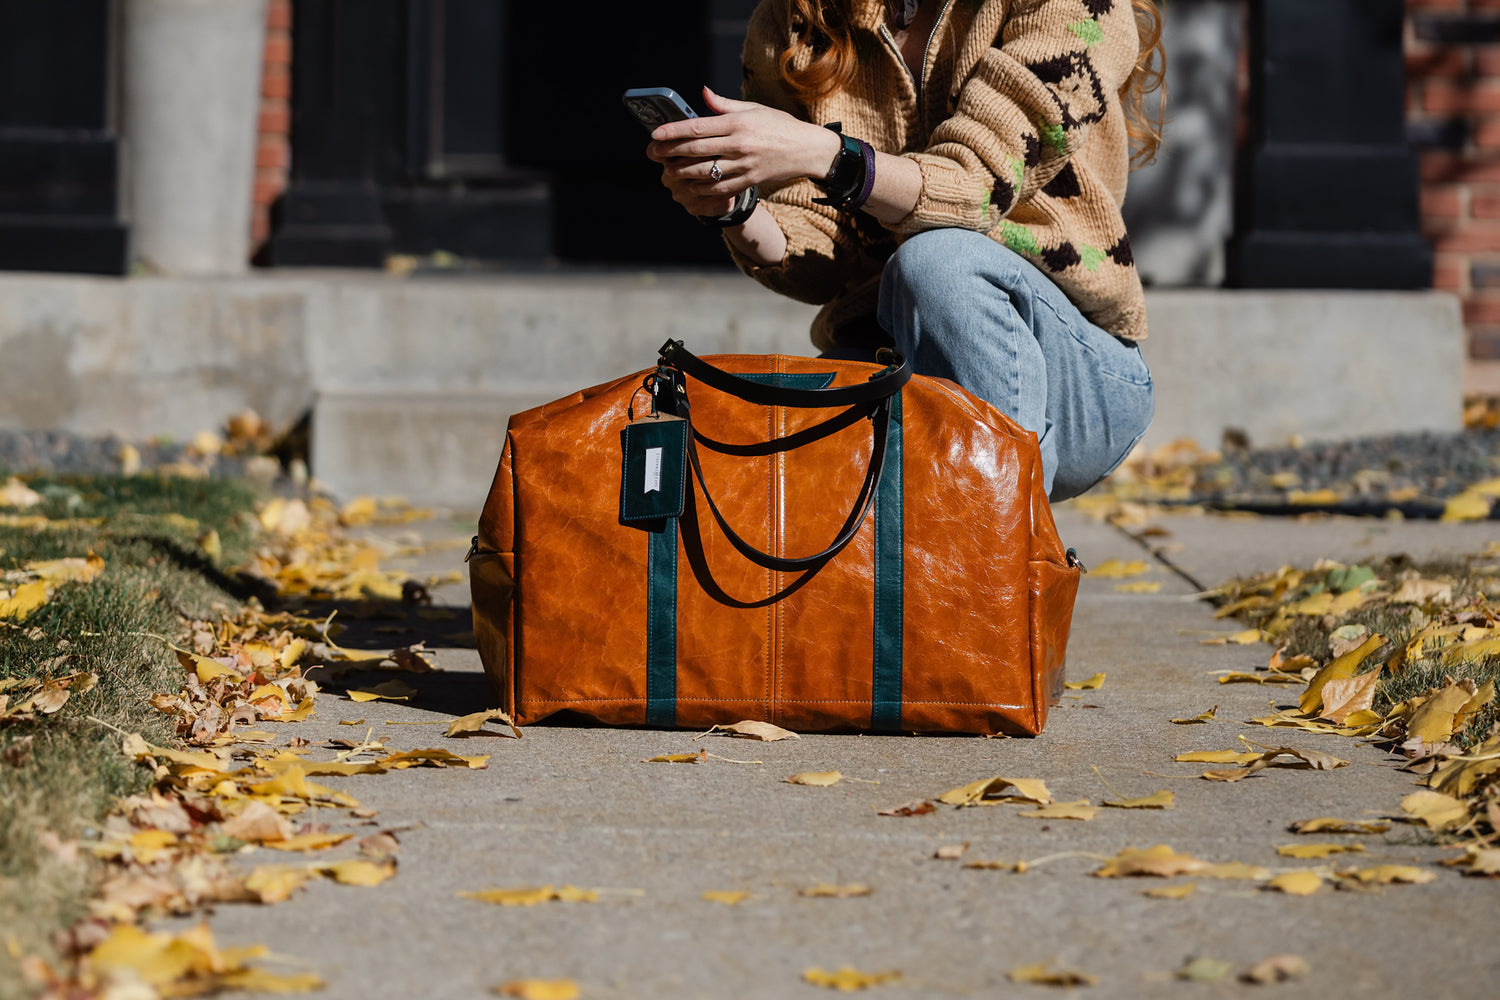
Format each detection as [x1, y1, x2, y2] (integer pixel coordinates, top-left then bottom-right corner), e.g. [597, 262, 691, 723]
[620, 413, 688, 523]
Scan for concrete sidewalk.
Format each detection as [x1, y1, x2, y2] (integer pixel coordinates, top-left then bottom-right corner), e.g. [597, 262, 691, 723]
[188, 508, 1500, 999]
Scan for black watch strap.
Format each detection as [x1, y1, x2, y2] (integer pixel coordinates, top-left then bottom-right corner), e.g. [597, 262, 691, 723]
[698, 185, 760, 229]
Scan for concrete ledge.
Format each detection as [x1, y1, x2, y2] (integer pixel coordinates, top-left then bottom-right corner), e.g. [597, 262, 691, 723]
[0, 270, 1465, 503]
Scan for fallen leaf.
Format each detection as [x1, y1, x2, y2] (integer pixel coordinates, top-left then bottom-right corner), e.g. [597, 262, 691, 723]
[316, 858, 396, 886]
[1241, 954, 1309, 984]
[1318, 669, 1383, 725]
[1441, 489, 1492, 522]
[1093, 845, 1208, 878]
[875, 800, 936, 817]
[1216, 671, 1304, 686]
[803, 967, 901, 991]
[445, 708, 522, 739]
[339, 719, 366, 726]
[1064, 673, 1106, 690]
[1018, 799, 1097, 821]
[1200, 629, 1263, 646]
[494, 980, 579, 1000]
[938, 776, 1051, 807]
[1276, 843, 1365, 859]
[786, 771, 842, 787]
[963, 859, 1028, 872]
[1289, 818, 1390, 835]
[0, 581, 48, 621]
[1141, 882, 1196, 900]
[1299, 634, 1385, 716]
[0, 477, 43, 509]
[1400, 790, 1469, 831]
[1441, 847, 1500, 876]
[221, 801, 292, 843]
[698, 720, 799, 741]
[1170, 706, 1217, 725]
[1175, 750, 1260, 765]
[243, 865, 316, 904]
[379, 748, 488, 769]
[1102, 790, 1174, 810]
[1007, 962, 1098, 987]
[644, 752, 703, 763]
[1114, 581, 1162, 594]
[1265, 871, 1323, 895]
[348, 679, 416, 702]
[933, 844, 969, 860]
[461, 885, 600, 906]
[1090, 559, 1149, 579]
[1176, 957, 1231, 982]
[1406, 683, 1476, 744]
[1197, 862, 1270, 881]
[264, 832, 354, 853]
[701, 890, 751, 905]
[798, 884, 873, 898]
[1338, 865, 1435, 885]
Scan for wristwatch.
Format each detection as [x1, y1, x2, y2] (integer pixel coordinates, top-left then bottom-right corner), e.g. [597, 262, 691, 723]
[812, 122, 876, 212]
[698, 185, 760, 229]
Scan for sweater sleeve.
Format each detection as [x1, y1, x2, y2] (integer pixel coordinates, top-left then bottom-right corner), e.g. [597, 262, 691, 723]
[722, 0, 864, 306]
[888, 0, 1139, 237]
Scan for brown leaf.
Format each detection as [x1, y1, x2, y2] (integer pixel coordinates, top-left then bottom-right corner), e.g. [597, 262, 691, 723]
[1288, 818, 1391, 836]
[444, 708, 522, 739]
[643, 752, 703, 764]
[1018, 799, 1097, 821]
[1102, 790, 1174, 810]
[785, 771, 842, 787]
[798, 883, 873, 898]
[933, 843, 969, 860]
[220, 801, 292, 843]
[1300, 633, 1385, 716]
[697, 720, 799, 742]
[1007, 962, 1098, 987]
[1241, 954, 1310, 984]
[938, 775, 1051, 807]
[1317, 669, 1383, 725]
[1171, 706, 1218, 725]
[876, 799, 937, 817]
[1141, 882, 1196, 900]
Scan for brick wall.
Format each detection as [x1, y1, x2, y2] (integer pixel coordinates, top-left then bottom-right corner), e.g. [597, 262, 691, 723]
[1407, 0, 1500, 361]
[250, 0, 291, 253]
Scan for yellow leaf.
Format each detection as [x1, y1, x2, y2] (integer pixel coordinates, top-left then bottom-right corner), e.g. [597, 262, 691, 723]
[1141, 882, 1196, 900]
[701, 890, 751, 905]
[1094, 845, 1208, 878]
[0, 477, 43, 509]
[122, 733, 228, 772]
[1288, 818, 1391, 835]
[217, 968, 325, 994]
[1216, 671, 1303, 686]
[1265, 871, 1324, 895]
[1200, 629, 1264, 646]
[1114, 581, 1161, 594]
[379, 748, 489, 769]
[445, 708, 522, 738]
[243, 865, 316, 904]
[1090, 558, 1149, 579]
[265, 832, 354, 853]
[0, 581, 47, 621]
[280, 639, 308, 669]
[1406, 684, 1476, 744]
[25, 554, 106, 585]
[1197, 862, 1270, 881]
[1242, 955, 1310, 984]
[1176, 957, 1232, 982]
[1441, 490, 1493, 522]
[248, 683, 287, 705]
[962, 858, 1027, 872]
[348, 679, 416, 702]
[803, 967, 901, 991]
[1018, 799, 1097, 820]
[938, 775, 1051, 807]
[1064, 672, 1106, 690]
[316, 858, 396, 886]
[1288, 488, 1342, 505]
[275, 698, 316, 722]
[221, 801, 292, 843]
[1007, 962, 1098, 987]
[644, 752, 703, 763]
[1318, 669, 1383, 725]
[461, 885, 600, 906]
[1299, 634, 1385, 716]
[1175, 750, 1260, 765]
[128, 829, 179, 864]
[786, 771, 842, 787]
[1102, 790, 1174, 809]
[333, 648, 394, 663]
[1276, 843, 1365, 859]
[700, 720, 800, 741]
[798, 884, 873, 898]
[494, 980, 581, 1000]
[175, 648, 242, 685]
[1339, 865, 1435, 885]
[1401, 790, 1469, 830]
[1170, 706, 1218, 725]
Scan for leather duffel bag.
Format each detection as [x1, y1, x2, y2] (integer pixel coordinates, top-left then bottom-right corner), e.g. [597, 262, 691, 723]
[468, 340, 1081, 735]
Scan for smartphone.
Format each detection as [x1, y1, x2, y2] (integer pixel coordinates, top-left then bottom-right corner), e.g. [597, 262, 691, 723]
[622, 87, 699, 131]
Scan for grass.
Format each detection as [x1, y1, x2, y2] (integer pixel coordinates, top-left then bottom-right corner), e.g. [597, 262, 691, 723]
[0, 474, 260, 993]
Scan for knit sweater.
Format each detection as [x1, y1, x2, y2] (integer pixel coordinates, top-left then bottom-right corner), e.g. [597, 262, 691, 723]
[728, 0, 1148, 350]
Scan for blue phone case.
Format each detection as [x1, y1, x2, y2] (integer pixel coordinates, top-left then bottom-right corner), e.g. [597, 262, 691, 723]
[622, 87, 699, 130]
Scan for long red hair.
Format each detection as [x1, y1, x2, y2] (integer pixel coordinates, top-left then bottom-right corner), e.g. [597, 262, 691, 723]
[779, 0, 1167, 168]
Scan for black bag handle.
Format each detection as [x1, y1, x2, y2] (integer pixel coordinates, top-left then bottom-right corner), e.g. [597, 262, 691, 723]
[659, 344, 907, 574]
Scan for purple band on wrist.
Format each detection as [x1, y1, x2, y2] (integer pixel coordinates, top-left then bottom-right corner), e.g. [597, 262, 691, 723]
[848, 138, 877, 211]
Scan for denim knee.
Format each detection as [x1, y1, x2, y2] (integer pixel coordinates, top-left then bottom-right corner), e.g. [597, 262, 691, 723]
[880, 230, 998, 314]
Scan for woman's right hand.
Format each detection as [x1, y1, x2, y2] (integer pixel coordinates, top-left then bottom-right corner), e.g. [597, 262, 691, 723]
[657, 156, 738, 219]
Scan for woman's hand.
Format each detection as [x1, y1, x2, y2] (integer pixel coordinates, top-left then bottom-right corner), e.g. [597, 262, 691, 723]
[646, 86, 840, 217]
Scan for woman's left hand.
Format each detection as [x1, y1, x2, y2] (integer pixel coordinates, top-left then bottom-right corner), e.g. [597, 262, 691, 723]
[646, 86, 840, 197]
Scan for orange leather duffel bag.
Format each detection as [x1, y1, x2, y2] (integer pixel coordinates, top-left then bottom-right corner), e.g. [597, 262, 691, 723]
[468, 341, 1080, 735]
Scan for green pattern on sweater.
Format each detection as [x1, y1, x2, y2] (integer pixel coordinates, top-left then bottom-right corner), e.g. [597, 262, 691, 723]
[1000, 221, 1041, 256]
[1068, 20, 1104, 46]
[1080, 244, 1106, 272]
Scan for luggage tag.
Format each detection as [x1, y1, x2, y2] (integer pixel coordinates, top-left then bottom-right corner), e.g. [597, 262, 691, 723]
[620, 412, 688, 523]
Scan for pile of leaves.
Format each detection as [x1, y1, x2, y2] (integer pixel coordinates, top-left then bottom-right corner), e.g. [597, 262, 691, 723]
[1205, 544, 1500, 851]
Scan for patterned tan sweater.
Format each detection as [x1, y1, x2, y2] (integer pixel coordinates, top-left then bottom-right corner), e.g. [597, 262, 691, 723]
[728, 0, 1148, 350]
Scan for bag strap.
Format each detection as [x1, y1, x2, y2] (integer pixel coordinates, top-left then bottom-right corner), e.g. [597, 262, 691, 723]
[659, 339, 911, 408]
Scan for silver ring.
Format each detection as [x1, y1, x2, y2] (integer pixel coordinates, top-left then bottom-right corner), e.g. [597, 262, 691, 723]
[709, 160, 723, 181]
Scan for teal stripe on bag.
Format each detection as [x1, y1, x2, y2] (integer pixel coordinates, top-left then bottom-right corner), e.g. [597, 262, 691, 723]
[871, 393, 904, 731]
[644, 519, 678, 727]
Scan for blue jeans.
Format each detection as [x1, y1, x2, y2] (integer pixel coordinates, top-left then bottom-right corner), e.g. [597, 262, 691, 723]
[872, 229, 1154, 502]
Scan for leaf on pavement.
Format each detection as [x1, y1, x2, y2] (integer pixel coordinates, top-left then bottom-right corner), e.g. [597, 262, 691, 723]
[1176, 957, 1231, 982]
[1175, 750, 1260, 765]
[1276, 843, 1365, 859]
[1265, 871, 1323, 896]
[1400, 790, 1469, 830]
[264, 832, 354, 853]
[875, 799, 937, 817]
[963, 859, 1028, 872]
[1216, 671, 1303, 686]
[494, 980, 580, 1000]
[461, 885, 601, 906]
[803, 967, 901, 991]
[1007, 962, 1098, 987]
[445, 708, 522, 739]
[1102, 790, 1174, 810]
[1200, 629, 1264, 646]
[1114, 581, 1162, 594]
[379, 748, 489, 769]
[1196, 862, 1270, 881]
[1171, 706, 1217, 725]
[1064, 673, 1106, 690]
[933, 843, 968, 860]
[701, 890, 751, 905]
[1288, 818, 1390, 835]
[1093, 845, 1208, 878]
[798, 884, 873, 898]
[696, 720, 799, 742]
[1338, 865, 1436, 885]
[348, 679, 416, 702]
[243, 865, 317, 904]
[1018, 799, 1096, 821]
[643, 752, 704, 763]
[316, 858, 396, 887]
[938, 776, 1051, 807]
[1090, 559, 1149, 579]
[1440, 847, 1500, 877]
[1299, 633, 1385, 716]
[786, 771, 842, 787]
[1318, 669, 1383, 725]
[220, 801, 292, 843]
[1141, 882, 1196, 900]
[1241, 954, 1310, 984]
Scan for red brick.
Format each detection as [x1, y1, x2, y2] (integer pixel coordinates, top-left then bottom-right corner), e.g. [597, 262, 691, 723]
[261, 65, 290, 100]
[1470, 329, 1500, 360]
[256, 138, 289, 169]
[253, 178, 284, 207]
[1422, 151, 1500, 182]
[263, 33, 292, 66]
[251, 213, 271, 244]
[1475, 46, 1500, 77]
[1430, 222, 1500, 252]
[1434, 258, 1466, 291]
[1423, 184, 1467, 217]
[1474, 191, 1500, 216]
[1423, 81, 1500, 113]
[1464, 296, 1500, 326]
[1476, 114, 1500, 147]
[1406, 48, 1470, 79]
[258, 105, 290, 136]
[266, 0, 291, 31]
